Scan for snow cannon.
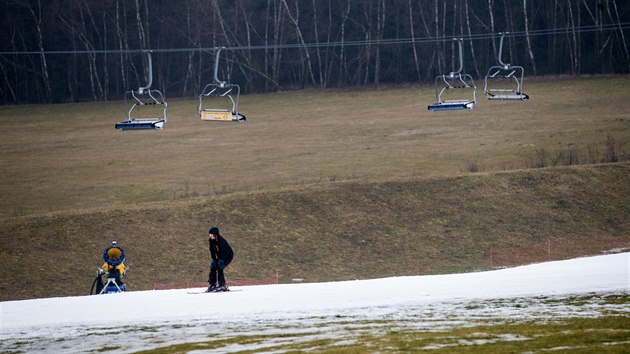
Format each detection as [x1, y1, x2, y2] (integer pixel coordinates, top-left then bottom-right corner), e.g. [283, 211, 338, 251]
[103, 242, 126, 266]
[89, 242, 127, 295]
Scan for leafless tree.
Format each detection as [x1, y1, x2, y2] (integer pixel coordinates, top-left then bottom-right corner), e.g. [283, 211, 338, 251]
[523, 0, 537, 74]
[408, 0, 421, 81]
[13, 0, 52, 102]
[1, 0, 629, 104]
[280, 0, 316, 86]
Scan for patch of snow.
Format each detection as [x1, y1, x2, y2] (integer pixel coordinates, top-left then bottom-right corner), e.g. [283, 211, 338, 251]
[0, 253, 627, 353]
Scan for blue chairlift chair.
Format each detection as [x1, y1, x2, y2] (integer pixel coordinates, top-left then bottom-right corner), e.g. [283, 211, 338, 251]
[428, 38, 477, 112]
[115, 51, 168, 130]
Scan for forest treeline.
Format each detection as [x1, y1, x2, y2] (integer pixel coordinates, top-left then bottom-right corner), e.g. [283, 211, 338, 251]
[1, 0, 629, 104]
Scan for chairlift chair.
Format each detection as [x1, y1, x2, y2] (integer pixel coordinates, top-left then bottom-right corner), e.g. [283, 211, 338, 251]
[115, 51, 168, 130]
[483, 33, 529, 101]
[428, 38, 477, 112]
[198, 47, 246, 122]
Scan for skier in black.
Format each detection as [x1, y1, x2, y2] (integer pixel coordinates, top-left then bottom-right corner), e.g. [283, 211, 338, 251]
[207, 226, 234, 292]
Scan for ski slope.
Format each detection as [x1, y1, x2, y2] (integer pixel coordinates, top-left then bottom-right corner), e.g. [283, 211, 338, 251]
[1, 253, 628, 353]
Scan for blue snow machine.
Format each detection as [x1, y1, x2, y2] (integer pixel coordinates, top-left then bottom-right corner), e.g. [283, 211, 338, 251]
[90, 242, 127, 295]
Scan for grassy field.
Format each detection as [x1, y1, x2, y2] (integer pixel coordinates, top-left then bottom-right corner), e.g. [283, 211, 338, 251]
[0, 76, 628, 218]
[0, 75, 629, 301]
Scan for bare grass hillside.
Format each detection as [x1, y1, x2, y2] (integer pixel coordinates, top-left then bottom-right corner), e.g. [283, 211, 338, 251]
[0, 76, 629, 300]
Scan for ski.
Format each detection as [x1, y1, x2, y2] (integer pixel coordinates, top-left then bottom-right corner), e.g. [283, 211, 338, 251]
[187, 287, 236, 294]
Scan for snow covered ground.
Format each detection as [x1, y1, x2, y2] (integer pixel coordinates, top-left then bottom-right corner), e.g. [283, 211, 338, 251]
[1, 253, 628, 353]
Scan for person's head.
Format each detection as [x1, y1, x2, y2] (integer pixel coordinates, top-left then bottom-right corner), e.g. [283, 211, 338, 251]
[208, 227, 220, 240]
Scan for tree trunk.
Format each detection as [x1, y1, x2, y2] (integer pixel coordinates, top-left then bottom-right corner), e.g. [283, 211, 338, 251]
[101, 5, 109, 101]
[0, 59, 18, 103]
[609, 0, 630, 69]
[115, 0, 127, 90]
[434, 0, 443, 74]
[408, 0, 421, 81]
[264, 0, 271, 91]
[465, 0, 480, 78]
[565, 0, 578, 74]
[280, 0, 316, 86]
[182, 1, 194, 97]
[338, 0, 351, 86]
[238, 0, 255, 91]
[19, 0, 52, 102]
[272, 0, 283, 89]
[487, 0, 497, 59]
[523, 0, 537, 74]
[311, 0, 324, 87]
[416, 3, 435, 80]
[134, 0, 148, 85]
[374, 0, 385, 87]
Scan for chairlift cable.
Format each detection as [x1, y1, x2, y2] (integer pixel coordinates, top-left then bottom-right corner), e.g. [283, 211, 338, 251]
[1, 23, 628, 55]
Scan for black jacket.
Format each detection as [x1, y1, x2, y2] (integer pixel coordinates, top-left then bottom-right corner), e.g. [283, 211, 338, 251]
[209, 235, 234, 262]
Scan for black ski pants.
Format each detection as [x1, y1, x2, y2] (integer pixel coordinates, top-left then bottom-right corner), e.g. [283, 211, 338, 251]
[208, 257, 232, 286]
